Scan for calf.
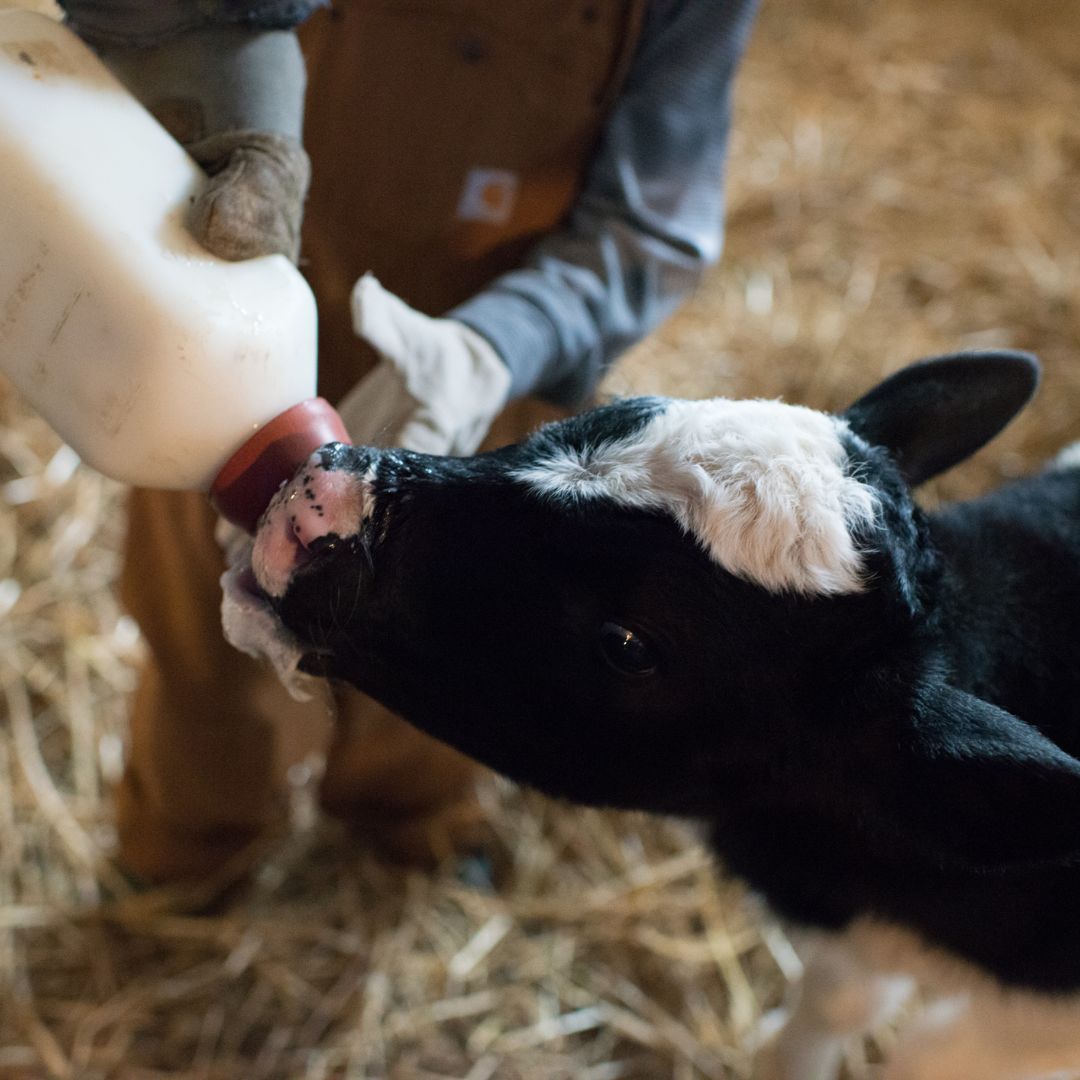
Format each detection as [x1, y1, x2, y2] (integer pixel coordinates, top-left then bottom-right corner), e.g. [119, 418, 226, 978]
[242, 351, 1080, 1079]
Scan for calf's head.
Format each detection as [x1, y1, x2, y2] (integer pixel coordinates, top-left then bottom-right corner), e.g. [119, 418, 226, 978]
[251, 352, 1080, 867]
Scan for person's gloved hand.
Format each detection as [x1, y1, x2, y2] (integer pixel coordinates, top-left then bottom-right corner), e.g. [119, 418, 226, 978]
[61, 6, 309, 261]
[338, 275, 512, 457]
[183, 123, 309, 263]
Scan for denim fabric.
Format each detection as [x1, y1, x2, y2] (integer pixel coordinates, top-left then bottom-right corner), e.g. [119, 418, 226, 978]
[58, 0, 326, 45]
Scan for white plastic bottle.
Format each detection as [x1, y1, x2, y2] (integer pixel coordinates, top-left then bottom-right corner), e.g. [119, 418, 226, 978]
[0, 9, 347, 531]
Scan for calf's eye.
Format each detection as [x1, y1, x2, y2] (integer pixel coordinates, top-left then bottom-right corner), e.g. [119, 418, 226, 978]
[598, 621, 658, 676]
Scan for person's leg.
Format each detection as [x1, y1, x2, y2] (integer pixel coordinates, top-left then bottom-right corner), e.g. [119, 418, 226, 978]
[318, 691, 490, 865]
[114, 488, 327, 883]
[884, 991, 1080, 1080]
[754, 934, 915, 1080]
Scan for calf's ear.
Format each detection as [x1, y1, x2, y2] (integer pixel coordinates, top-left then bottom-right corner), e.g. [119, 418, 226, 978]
[882, 681, 1080, 870]
[841, 351, 1039, 487]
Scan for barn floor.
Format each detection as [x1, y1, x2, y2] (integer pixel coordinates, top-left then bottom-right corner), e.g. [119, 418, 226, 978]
[2, 0, 1079, 1077]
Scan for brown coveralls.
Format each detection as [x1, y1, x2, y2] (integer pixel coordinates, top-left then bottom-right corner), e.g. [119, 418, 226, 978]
[116, 0, 648, 882]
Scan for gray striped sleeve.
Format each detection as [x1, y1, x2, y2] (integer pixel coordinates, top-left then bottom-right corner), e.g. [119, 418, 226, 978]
[57, 0, 326, 46]
[453, 0, 760, 406]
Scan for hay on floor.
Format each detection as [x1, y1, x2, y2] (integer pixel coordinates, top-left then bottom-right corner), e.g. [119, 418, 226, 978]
[2, 0, 1079, 1076]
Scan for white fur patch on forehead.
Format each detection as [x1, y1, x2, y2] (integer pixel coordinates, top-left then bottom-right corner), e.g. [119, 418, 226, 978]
[516, 398, 880, 595]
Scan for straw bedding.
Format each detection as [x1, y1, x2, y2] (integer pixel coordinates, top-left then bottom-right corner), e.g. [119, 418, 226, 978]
[1, 0, 1078, 1076]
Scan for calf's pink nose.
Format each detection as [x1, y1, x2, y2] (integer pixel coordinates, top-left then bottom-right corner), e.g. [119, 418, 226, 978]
[251, 452, 373, 598]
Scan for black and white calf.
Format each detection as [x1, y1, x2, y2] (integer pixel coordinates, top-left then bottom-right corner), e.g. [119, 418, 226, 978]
[245, 351, 1080, 1079]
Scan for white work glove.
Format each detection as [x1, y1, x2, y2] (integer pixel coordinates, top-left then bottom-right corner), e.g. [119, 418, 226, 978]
[337, 275, 512, 456]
